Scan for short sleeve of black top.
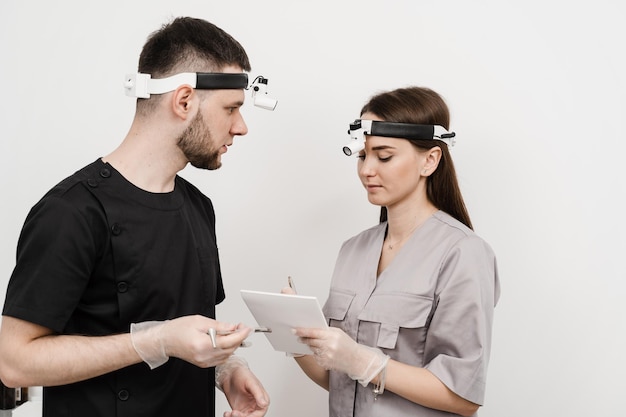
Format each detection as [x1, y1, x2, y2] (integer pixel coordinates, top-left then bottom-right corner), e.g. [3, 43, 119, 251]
[3, 159, 226, 417]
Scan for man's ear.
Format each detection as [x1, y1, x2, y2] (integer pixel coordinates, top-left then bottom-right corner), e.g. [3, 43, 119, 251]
[171, 85, 195, 120]
[422, 146, 442, 176]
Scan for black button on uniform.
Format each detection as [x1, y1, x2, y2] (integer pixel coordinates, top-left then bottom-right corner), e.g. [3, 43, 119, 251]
[117, 282, 128, 293]
[87, 178, 98, 188]
[100, 169, 111, 178]
[111, 223, 121, 236]
[117, 390, 130, 401]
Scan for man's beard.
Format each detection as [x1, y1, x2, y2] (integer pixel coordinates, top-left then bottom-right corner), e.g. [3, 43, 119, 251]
[177, 111, 222, 170]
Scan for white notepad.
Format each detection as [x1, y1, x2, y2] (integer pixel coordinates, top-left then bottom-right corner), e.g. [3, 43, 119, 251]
[240, 290, 328, 355]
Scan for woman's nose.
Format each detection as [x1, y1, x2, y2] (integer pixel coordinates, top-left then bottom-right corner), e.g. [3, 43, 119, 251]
[358, 157, 376, 177]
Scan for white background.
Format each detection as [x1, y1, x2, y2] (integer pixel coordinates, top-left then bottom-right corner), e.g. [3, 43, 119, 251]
[1, 1, 624, 416]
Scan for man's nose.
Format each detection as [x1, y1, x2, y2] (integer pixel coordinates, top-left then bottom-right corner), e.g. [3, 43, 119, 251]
[232, 113, 248, 136]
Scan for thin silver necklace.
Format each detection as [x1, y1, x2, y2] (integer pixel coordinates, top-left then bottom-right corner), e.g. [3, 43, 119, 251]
[385, 222, 421, 250]
[385, 209, 438, 250]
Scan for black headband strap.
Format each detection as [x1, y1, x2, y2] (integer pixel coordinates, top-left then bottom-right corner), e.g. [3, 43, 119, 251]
[370, 121, 436, 141]
[195, 73, 249, 89]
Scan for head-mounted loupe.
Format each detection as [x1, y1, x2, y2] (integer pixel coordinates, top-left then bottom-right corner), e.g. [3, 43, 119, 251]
[123, 72, 277, 110]
[343, 119, 456, 156]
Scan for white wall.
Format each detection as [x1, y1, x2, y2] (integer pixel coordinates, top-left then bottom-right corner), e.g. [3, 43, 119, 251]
[1, 1, 624, 416]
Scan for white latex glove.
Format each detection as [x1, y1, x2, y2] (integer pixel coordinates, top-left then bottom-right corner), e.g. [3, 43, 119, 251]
[294, 326, 389, 386]
[217, 356, 270, 416]
[130, 320, 169, 369]
[280, 287, 296, 295]
[215, 355, 249, 391]
[130, 316, 251, 370]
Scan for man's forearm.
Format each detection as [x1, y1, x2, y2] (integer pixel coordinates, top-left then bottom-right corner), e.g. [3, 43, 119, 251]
[0, 316, 141, 388]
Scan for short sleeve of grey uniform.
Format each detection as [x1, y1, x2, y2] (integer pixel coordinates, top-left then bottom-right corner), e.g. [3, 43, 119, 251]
[423, 234, 500, 405]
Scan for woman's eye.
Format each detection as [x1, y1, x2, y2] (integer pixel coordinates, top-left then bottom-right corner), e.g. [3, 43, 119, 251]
[357, 154, 392, 162]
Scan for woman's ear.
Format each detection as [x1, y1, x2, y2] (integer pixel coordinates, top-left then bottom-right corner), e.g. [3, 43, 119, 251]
[422, 146, 442, 176]
[171, 85, 195, 120]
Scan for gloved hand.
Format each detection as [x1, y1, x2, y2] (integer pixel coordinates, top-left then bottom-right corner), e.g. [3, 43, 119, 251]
[217, 356, 270, 417]
[294, 326, 389, 386]
[130, 316, 251, 370]
[280, 287, 296, 296]
[130, 320, 170, 369]
[215, 355, 249, 391]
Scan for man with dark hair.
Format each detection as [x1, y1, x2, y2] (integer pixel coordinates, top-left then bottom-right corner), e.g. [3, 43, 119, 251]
[0, 17, 269, 417]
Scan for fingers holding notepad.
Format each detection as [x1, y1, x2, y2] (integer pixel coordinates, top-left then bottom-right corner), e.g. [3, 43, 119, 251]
[281, 275, 297, 295]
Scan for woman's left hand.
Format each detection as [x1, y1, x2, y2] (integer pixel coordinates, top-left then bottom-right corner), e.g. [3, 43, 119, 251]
[294, 327, 388, 384]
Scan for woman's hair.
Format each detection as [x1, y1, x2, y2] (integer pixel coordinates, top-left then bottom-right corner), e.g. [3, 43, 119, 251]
[360, 87, 473, 230]
[135, 17, 251, 115]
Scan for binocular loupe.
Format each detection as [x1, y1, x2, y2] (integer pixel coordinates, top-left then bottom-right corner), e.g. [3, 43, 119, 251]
[124, 72, 277, 110]
[343, 119, 456, 156]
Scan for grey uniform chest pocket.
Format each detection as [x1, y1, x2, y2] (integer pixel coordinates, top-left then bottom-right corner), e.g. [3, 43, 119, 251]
[323, 288, 356, 322]
[358, 292, 435, 349]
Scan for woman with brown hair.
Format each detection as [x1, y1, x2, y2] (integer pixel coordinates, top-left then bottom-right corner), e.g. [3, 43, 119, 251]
[285, 87, 500, 416]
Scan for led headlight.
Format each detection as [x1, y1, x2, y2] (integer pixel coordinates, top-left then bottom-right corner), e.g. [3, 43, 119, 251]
[250, 76, 277, 110]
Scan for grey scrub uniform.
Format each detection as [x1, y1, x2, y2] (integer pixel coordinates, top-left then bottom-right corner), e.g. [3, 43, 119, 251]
[322, 210, 500, 417]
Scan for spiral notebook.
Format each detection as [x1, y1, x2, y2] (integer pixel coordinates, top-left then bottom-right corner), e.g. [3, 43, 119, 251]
[240, 290, 328, 355]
